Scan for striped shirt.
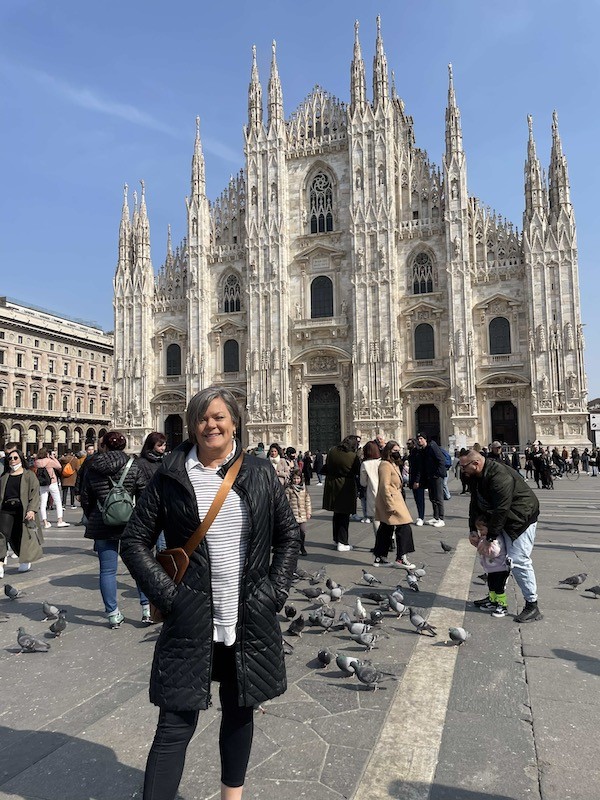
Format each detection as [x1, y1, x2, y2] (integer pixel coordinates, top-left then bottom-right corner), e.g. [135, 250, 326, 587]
[186, 445, 249, 645]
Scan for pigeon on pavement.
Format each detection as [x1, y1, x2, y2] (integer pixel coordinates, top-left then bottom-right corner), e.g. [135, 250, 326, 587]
[370, 609, 384, 625]
[315, 592, 332, 605]
[347, 621, 372, 636]
[558, 572, 588, 589]
[351, 631, 387, 651]
[440, 541, 453, 553]
[448, 626, 471, 646]
[293, 568, 311, 581]
[336, 653, 359, 676]
[42, 602, 60, 621]
[17, 627, 50, 653]
[49, 610, 67, 637]
[310, 567, 327, 585]
[284, 604, 297, 619]
[354, 662, 390, 691]
[406, 574, 420, 592]
[363, 591, 387, 603]
[286, 615, 305, 637]
[355, 597, 368, 621]
[392, 588, 405, 603]
[325, 578, 338, 591]
[317, 648, 333, 666]
[408, 608, 437, 636]
[362, 570, 382, 586]
[389, 595, 406, 617]
[4, 585, 24, 600]
[412, 565, 427, 579]
[330, 586, 345, 600]
[282, 638, 295, 655]
[297, 586, 324, 599]
[584, 585, 600, 598]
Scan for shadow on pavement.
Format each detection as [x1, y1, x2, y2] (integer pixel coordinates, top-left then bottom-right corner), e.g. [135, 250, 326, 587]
[391, 780, 520, 800]
[552, 648, 600, 676]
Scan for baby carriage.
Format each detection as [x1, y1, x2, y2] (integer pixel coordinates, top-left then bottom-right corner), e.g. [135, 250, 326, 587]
[539, 459, 554, 489]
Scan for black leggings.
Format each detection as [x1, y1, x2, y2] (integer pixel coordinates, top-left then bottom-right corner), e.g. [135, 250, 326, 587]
[61, 486, 76, 506]
[143, 645, 254, 799]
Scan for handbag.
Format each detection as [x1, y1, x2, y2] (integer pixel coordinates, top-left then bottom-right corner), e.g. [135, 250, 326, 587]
[150, 452, 244, 623]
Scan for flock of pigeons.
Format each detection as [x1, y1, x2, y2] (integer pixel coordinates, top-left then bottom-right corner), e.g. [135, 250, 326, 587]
[281, 550, 471, 691]
[558, 572, 600, 595]
[2, 584, 67, 653]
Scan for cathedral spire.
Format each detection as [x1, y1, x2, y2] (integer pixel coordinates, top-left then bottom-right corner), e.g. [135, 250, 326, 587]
[445, 64, 463, 157]
[191, 116, 206, 200]
[350, 19, 366, 110]
[268, 40, 284, 128]
[372, 15, 389, 107]
[524, 114, 545, 224]
[117, 183, 131, 273]
[549, 109, 571, 215]
[248, 45, 263, 130]
[166, 223, 173, 266]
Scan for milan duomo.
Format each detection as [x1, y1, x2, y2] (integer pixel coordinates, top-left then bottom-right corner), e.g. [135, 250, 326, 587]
[113, 17, 589, 453]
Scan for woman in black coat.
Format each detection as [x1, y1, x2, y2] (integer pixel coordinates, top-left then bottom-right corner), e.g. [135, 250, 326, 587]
[120, 387, 300, 800]
[137, 432, 167, 485]
[80, 431, 148, 628]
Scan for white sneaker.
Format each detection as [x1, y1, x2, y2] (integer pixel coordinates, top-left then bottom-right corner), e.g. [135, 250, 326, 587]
[432, 519, 446, 527]
[427, 519, 438, 526]
[56, 521, 70, 528]
[0, 564, 3, 579]
[43, 521, 52, 529]
[336, 543, 353, 552]
[362, 518, 372, 524]
[18, 562, 31, 573]
[415, 518, 424, 526]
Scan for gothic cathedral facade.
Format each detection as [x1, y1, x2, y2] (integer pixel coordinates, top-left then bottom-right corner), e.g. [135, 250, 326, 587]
[113, 18, 589, 452]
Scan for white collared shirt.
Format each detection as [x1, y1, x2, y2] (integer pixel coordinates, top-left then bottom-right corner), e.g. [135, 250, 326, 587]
[185, 445, 249, 645]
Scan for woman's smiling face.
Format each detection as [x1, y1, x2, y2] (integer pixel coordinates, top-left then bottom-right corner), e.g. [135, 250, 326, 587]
[195, 398, 235, 462]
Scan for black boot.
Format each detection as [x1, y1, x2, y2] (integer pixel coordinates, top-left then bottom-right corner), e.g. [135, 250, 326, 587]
[514, 601, 543, 623]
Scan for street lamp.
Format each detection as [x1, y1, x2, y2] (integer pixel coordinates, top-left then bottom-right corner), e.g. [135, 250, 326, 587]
[59, 413, 74, 454]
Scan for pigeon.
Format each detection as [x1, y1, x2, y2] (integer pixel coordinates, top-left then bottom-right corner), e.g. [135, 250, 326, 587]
[448, 626, 471, 646]
[42, 602, 60, 621]
[4, 584, 24, 600]
[355, 597, 368, 621]
[338, 610, 353, 626]
[392, 588, 405, 603]
[284, 604, 297, 619]
[317, 615, 336, 632]
[584, 585, 600, 598]
[406, 574, 420, 592]
[308, 610, 324, 626]
[311, 566, 327, 582]
[351, 631, 387, 651]
[286, 615, 305, 637]
[379, 598, 391, 612]
[320, 605, 336, 619]
[336, 653, 359, 676]
[17, 627, 50, 653]
[389, 595, 406, 617]
[354, 662, 390, 691]
[297, 586, 324, 599]
[317, 648, 333, 666]
[282, 638, 295, 655]
[49, 610, 67, 637]
[370, 609, 384, 625]
[363, 591, 387, 603]
[408, 608, 437, 636]
[347, 621, 372, 636]
[293, 568, 311, 581]
[558, 573, 588, 589]
[330, 586, 345, 601]
[412, 565, 427, 579]
[315, 592, 332, 605]
[440, 541, 453, 553]
[362, 569, 382, 586]
[325, 577, 338, 591]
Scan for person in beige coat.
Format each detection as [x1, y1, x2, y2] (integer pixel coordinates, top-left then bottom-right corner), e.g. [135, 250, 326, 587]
[374, 441, 415, 569]
[285, 469, 311, 556]
[0, 449, 44, 576]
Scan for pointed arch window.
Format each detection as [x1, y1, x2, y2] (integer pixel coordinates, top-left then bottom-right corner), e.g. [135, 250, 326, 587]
[311, 276, 334, 319]
[412, 252, 434, 294]
[32, 392, 39, 410]
[166, 343, 182, 376]
[101, 400, 107, 416]
[223, 340, 240, 373]
[489, 316, 511, 355]
[47, 394, 54, 411]
[62, 396, 68, 412]
[414, 324, 435, 360]
[309, 173, 334, 233]
[89, 399, 95, 414]
[223, 274, 241, 313]
[15, 390, 22, 408]
[76, 397, 82, 414]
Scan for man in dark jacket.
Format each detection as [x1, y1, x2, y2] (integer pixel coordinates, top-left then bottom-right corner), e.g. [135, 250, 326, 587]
[459, 449, 542, 623]
[416, 432, 447, 527]
[322, 436, 361, 551]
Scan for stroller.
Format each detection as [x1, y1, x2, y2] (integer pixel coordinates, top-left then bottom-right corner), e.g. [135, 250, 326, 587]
[540, 459, 554, 489]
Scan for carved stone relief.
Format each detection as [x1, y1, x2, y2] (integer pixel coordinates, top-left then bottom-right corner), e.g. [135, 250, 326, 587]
[308, 355, 337, 373]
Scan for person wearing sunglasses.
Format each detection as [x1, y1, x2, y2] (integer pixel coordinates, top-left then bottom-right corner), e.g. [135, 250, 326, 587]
[0, 449, 44, 577]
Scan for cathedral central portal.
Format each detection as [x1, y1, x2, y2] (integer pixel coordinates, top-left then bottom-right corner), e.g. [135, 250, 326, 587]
[308, 384, 341, 453]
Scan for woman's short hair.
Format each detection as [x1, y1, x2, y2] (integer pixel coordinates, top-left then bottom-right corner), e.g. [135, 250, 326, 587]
[186, 387, 240, 443]
[37, 448, 48, 459]
[102, 431, 127, 451]
[381, 440, 400, 462]
[362, 441, 381, 461]
[141, 431, 167, 456]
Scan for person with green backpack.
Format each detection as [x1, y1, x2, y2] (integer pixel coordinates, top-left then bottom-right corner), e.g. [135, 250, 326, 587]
[80, 430, 149, 628]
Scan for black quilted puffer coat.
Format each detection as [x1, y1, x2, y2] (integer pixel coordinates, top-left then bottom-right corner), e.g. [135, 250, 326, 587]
[80, 451, 146, 541]
[120, 440, 300, 711]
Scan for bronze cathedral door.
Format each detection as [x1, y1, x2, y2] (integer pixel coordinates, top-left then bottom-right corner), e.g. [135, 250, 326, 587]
[308, 384, 341, 453]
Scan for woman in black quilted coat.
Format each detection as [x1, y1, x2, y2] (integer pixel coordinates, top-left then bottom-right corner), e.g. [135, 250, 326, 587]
[121, 387, 300, 800]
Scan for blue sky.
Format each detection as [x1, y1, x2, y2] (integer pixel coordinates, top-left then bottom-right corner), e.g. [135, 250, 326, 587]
[1, 0, 599, 397]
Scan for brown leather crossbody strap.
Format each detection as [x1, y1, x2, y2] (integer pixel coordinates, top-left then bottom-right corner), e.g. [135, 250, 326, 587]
[183, 452, 244, 557]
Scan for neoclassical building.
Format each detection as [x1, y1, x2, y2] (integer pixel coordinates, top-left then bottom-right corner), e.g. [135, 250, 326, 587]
[0, 297, 113, 453]
[113, 17, 589, 452]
